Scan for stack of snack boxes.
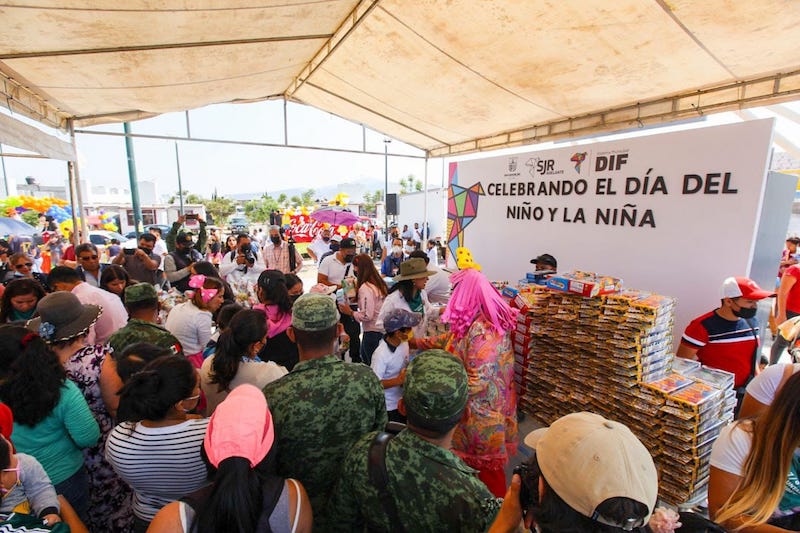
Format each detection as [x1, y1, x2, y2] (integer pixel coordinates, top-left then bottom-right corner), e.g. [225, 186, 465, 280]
[515, 284, 734, 505]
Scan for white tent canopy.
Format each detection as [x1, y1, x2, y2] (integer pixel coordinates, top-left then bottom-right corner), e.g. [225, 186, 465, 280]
[1, 0, 800, 157]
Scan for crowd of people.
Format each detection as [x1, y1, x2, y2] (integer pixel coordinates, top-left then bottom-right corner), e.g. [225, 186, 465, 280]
[3, 216, 800, 532]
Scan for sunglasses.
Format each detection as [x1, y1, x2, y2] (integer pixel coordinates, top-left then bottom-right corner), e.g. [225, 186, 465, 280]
[79, 255, 98, 260]
[14, 263, 32, 269]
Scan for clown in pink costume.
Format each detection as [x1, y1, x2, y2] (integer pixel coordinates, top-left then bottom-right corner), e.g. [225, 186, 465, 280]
[413, 266, 518, 497]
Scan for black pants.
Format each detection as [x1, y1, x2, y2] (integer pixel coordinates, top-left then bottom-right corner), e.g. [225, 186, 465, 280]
[771, 309, 800, 364]
[341, 314, 362, 364]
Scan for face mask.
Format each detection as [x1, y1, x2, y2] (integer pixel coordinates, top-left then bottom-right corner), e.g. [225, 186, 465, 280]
[270, 236, 281, 245]
[733, 306, 757, 319]
[344, 254, 355, 263]
[289, 294, 301, 303]
[322, 236, 330, 242]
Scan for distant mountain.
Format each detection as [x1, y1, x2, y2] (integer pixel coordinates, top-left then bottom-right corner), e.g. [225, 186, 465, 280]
[229, 179, 389, 203]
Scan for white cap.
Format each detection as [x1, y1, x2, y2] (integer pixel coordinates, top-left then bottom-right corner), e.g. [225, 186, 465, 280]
[524, 412, 658, 527]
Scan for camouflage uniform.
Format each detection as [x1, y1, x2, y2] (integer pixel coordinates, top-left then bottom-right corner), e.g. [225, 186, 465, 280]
[329, 348, 500, 532]
[107, 318, 183, 357]
[262, 355, 387, 531]
[330, 429, 500, 532]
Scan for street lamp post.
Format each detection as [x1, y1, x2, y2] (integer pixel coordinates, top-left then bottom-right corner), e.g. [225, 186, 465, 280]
[384, 139, 391, 231]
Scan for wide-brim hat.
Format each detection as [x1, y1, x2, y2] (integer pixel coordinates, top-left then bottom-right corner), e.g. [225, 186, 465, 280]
[393, 257, 437, 282]
[27, 292, 102, 343]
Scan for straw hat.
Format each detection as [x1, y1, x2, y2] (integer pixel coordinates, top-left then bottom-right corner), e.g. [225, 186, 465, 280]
[393, 258, 437, 282]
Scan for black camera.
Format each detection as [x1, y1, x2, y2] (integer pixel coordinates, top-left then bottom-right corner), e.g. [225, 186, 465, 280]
[512, 461, 539, 518]
[239, 245, 255, 264]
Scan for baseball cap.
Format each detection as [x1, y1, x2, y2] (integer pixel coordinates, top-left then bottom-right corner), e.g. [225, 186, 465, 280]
[204, 384, 274, 468]
[403, 349, 468, 422]
[124, 283, 158, 304]
[340, 237, 356, 249]
[331, 234, 343, 243]
[530, 253, 557, 269]
[720, 276, 774, 300]
[524, 412, 658, 527]
[383, 308, 422, 333]
[176, 232, 195, 245]
[292, 293, 340, 331]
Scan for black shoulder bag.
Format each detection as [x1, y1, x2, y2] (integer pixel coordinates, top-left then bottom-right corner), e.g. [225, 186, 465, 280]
[367, 422, 407, 533]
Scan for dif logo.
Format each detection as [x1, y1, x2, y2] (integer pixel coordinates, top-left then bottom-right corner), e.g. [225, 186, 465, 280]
[595, 153, 629, 172]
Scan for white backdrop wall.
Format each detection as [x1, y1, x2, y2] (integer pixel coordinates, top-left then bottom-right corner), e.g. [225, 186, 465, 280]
[447, 119, 776, 338]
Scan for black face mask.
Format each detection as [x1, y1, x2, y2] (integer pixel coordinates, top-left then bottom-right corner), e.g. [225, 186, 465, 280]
[289, 294, 301, 303]
[344, 253, 355, 263]
[270, 236, 281, 245]
[322, 236, 330, 242]
[733, 306, 757, 319]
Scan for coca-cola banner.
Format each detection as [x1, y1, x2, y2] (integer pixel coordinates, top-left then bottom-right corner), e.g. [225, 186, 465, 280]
[285, 215, 352, 243]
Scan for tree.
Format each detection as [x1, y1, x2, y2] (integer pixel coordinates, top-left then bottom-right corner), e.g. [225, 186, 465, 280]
[277, 193, 287, 205]
[361, 190, 384, 214]
[168, 189, 191, 204]
[414, 179, 423, 192]
[186, 193, 204, 204]
[289, 195, 302, 207]
[399, 177, 409, 194]
[202, 197, 236, 225]
[300, 189, 315, 206]
[400, 174, 421, 195]
[244, 195, 279, 223]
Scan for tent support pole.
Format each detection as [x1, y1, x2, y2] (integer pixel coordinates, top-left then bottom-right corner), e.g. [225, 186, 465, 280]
[67, 119, 88, 243]
[124, 122, 143, 238]
[423, 157, 428, 245]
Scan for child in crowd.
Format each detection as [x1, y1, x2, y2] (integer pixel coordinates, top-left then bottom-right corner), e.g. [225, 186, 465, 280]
[0, 435, 61, 526]
[370, 309, 421, 423]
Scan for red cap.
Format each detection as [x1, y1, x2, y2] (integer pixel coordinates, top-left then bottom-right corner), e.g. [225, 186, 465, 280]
[720, 277, 775, 300]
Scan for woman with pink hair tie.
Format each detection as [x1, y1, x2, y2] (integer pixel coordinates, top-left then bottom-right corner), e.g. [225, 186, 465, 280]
[411, 266, 519, 497]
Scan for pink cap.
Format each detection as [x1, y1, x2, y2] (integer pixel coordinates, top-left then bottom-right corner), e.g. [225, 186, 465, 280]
[204, 384, 274, 468]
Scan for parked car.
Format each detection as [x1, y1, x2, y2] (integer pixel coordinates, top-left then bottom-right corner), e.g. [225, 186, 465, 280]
[88, 231, 128, 257]
[228, 217, 249, 233]
[124, 224, 171, 239]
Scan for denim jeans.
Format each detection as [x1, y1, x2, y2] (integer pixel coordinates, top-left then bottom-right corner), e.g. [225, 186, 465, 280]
[360, 331, 383, 366]
[54, 466, 89, 524]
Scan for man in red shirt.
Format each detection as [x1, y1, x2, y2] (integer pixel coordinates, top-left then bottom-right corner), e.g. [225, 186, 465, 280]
[677, 277, 773, 389]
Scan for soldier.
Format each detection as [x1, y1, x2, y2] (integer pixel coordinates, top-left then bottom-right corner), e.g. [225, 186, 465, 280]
[329, 349, 501, 532]
[108, 284, 183, 358]
[263, 293, 387, 531]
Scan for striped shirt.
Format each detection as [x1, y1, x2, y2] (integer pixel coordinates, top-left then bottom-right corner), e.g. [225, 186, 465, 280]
[105, 418, 209, 521]
[680, 310, 759, 387]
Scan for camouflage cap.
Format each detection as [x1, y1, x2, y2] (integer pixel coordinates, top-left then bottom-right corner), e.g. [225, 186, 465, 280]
[403, 349, 468, 422]
[124, 283, 158, 304]
[292, 293, 340, 331]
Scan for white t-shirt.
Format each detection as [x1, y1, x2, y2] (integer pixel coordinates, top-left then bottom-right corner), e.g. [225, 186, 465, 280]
[746, 363, 800, 406]
[424, 266, 450, 304]
[378, 290, 435, 340]
[164, 301, 213, 355]
[308, 238, 332, 264]
[710, 420, 800, 518]
[200, 356, 288, 414]
[371, 339, 409, 411]
[72, 282, 129, 345]
[710, 421, 752, 476]
[318, 254, 353, 285]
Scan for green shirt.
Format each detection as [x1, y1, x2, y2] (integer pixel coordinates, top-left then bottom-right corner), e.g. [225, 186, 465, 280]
[10, 380, 100, 485]
[263, 355, 387, 531]
[330, 429, 501, 532]
[108, 318, 184, 358]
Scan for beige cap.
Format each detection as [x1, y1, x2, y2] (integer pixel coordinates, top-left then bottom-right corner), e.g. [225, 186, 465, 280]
[524, 412, 658, 527]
